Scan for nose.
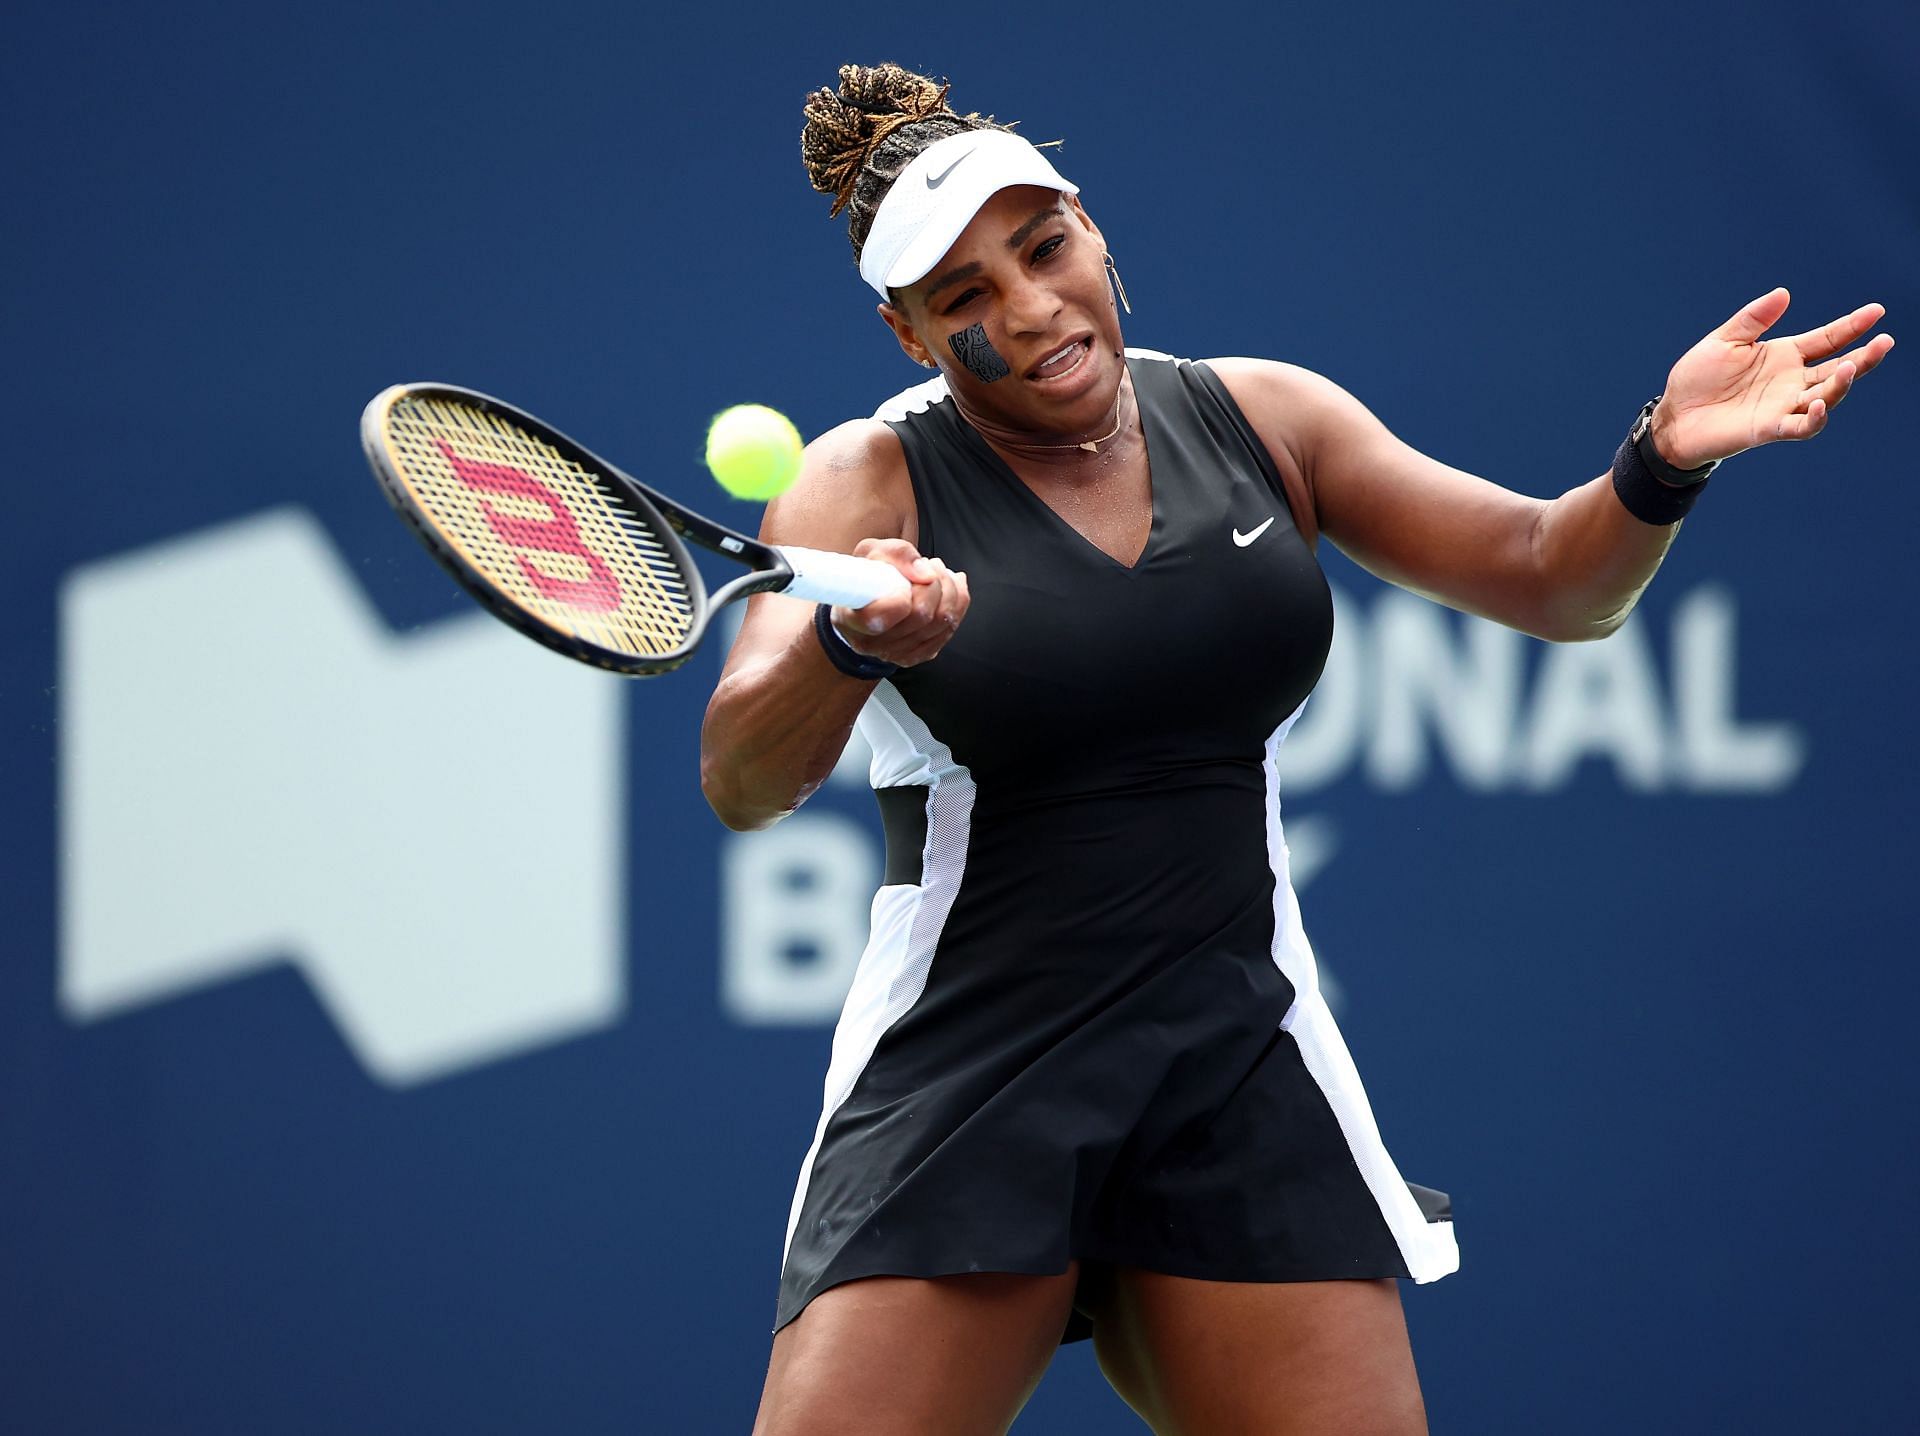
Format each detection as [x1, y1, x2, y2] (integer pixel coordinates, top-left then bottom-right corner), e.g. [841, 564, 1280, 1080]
[1001, 268, 1061, 337]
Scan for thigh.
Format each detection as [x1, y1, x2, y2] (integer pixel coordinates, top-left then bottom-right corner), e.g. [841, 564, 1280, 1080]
[1090, 1271, 1426, 1436]
[753, 1266, 1080, 1436]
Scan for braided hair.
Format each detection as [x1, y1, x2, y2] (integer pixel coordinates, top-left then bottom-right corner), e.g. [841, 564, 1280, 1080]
[800, 63, 1014, 268]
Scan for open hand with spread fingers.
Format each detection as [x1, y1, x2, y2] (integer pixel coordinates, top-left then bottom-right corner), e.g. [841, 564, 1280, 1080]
[1649, 289, 1894, 472]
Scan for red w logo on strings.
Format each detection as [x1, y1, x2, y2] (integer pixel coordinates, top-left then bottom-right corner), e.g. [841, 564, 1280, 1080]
[436, 442, 622, 612]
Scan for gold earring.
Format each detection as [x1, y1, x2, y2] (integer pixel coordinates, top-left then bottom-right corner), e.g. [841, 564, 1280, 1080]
[1104, 252, 1132, 315]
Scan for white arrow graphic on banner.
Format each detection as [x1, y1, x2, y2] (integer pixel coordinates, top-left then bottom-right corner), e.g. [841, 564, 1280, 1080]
[58, 507, 626, 1087]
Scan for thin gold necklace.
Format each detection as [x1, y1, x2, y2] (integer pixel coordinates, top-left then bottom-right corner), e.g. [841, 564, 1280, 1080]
[992, 382, 1134, 456]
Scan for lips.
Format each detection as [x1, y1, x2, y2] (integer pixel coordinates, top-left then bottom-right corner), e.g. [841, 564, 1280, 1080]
[1027, 335, 1093, 382]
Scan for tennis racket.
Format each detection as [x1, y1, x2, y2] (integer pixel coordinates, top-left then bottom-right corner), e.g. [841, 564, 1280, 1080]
[361, 383, 908, 675]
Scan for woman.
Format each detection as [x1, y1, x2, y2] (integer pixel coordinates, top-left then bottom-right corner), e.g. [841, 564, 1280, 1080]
[701, 63, 1892, 1435]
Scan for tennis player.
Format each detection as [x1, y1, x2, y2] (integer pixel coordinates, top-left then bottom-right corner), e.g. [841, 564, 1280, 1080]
[701, 63, 1892, 1436]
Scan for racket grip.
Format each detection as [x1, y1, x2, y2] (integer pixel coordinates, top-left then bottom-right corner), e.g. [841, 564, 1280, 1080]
[776, 546, 913, 608]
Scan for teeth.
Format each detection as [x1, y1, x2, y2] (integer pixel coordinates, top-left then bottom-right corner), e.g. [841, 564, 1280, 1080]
[1037, 340, 1083, 375]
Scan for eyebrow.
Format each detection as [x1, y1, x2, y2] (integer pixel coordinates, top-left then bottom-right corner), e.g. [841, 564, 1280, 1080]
[920, 261, 982, 307]
[1004, 203, 1063, 251]
[918, 203, 1067, 307]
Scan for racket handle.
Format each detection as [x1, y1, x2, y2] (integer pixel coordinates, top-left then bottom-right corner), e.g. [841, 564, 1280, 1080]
[776, 546, 913, 608]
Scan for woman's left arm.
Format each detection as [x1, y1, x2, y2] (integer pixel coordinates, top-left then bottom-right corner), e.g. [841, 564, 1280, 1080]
[1214, 291, 1892, 642]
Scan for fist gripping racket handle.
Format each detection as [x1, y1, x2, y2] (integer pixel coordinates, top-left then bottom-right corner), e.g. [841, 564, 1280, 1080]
[777, 546, 915, 608]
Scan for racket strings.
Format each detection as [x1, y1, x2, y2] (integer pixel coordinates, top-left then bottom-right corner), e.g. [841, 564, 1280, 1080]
[382, 397, 696, 657]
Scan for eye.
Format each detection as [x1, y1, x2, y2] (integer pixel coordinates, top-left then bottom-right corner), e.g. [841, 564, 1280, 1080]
[943, 287, 983, 315]
[1033, 235, 1066, 262]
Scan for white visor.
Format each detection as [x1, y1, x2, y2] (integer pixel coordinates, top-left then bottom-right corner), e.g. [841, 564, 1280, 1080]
[856, 129, 1079, 300]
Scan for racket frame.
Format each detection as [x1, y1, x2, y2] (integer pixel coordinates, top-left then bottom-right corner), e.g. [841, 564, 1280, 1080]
[363, 383, 803, 676]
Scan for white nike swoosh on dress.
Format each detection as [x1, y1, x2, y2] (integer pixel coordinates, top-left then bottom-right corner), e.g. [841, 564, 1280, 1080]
[1232, 517, 1276, 547]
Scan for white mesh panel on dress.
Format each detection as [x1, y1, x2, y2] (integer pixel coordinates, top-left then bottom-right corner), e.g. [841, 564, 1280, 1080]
[872, 374, 951, 422]
[1263, 707, 1461, 1283]
[782, 683, 976, 1263]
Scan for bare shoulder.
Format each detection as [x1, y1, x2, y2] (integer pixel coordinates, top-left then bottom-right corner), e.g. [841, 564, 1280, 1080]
[1200, 356, 1354, 547]
[1204, 356, 1362, 434]
[761, 416, 917, 551]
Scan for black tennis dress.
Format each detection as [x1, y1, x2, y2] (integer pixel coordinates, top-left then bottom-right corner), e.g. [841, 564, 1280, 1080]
[776, 350, 1457, 1339]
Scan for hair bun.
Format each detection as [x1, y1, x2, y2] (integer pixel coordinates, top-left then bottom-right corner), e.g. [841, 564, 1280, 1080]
[802, 63, 961, 217]
[801, 64, 1016, 268]
[833, 62, 951, 124]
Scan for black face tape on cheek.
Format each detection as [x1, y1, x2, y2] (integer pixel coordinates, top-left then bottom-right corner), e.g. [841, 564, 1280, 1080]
[948, 323, 1010, 383]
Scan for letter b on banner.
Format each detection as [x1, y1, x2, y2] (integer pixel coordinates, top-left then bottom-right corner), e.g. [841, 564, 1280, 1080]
[721, 813, 879, 1024]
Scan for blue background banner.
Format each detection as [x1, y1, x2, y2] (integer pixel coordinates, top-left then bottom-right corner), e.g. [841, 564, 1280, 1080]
[6, 2, 1916, 1430]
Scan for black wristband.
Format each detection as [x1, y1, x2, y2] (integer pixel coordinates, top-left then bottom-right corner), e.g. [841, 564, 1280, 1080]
[814, 602, 900, 681]
[1611, 399, 1715, 525]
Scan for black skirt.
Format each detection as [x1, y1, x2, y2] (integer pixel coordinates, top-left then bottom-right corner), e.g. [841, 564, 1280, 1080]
[775, 773, 1458, 1343]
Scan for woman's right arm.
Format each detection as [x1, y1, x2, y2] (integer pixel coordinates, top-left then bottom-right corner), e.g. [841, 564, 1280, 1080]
[700, 418, 970, 831]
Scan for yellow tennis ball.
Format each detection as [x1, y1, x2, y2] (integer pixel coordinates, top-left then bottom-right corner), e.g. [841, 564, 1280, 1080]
[705, 404, 803, 501]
